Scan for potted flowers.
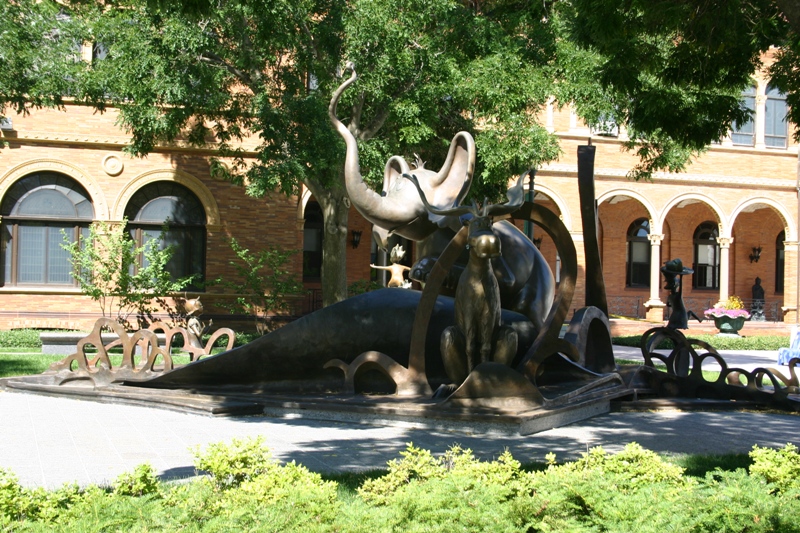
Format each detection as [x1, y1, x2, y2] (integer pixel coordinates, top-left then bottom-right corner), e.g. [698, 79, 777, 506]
[704, 296, 751, 335]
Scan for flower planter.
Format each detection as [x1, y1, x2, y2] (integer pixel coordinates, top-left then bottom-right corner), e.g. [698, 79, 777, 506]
[711, 315, 747, 336]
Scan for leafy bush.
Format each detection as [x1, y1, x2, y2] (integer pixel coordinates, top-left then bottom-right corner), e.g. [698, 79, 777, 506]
[112, 463, 161, 497]
[358, 444, 535, 507]
[6, 441, 800, 531]
[213, 238, 303, 334]
[348, 279, 384, 296]
[749, 443, 800, 492]
[62, 218, 195, 327]
[0, 468, 24, 524]
[192, 435, 276, 490]
[0, 329, 42, 348]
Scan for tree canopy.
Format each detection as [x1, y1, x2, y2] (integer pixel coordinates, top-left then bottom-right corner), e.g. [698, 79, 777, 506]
[1, 0, 798, 304]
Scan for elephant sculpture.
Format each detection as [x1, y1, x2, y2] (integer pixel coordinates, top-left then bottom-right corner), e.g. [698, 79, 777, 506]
[329, 64, 555, 331]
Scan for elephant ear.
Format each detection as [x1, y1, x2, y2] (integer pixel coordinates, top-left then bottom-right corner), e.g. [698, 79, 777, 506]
[383, 156, 411, 196]
[430, 131, 475, 210]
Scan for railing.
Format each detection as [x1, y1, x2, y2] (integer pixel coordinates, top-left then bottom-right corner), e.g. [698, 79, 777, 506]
[305, 289, 323, 314]
[740, 298, 782, 322]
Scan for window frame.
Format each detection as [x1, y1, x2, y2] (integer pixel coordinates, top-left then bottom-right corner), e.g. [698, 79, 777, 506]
[625, 218, 651, 288]
[0, 173, 93, 288]
[123, 182, 207, 290]
[764, 84, 788, 149]
[692, 221, 720, 290]
[731, 83, 756, 146]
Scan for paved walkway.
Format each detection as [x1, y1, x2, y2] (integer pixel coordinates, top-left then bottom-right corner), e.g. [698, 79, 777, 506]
[2, 387, 799, 489]
[613, 346, 784, 371]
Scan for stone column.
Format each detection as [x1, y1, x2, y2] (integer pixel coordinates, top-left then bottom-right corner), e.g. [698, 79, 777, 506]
[715, 237, 733, 307]
[644, 233, 666, 321]
[782, 240, 798, 323]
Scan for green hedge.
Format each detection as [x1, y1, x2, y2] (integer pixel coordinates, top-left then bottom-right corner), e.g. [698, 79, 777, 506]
[613, 334, 790, 351]
[0, 329, 42, 349]
[3, 438, 800, 532]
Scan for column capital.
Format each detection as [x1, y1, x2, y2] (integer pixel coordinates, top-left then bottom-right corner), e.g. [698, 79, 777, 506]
[647, 233, 665, 245]
[717, 237, 733, 248]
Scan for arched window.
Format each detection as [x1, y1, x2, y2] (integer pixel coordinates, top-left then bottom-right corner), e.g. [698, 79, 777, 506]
[776, 230, 785, 293]
[124, 182, 206, 288]
[303, 201, 323, 281]
[693, 222, 719, 289]
[731, 83, 756, 146]
[765, 84, 788, 149]
[1, 173, 93, 286]
[626, 218, 650, 287]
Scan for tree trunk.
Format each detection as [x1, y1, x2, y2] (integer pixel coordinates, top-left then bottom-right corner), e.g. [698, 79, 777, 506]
[308, 180, 350, 307]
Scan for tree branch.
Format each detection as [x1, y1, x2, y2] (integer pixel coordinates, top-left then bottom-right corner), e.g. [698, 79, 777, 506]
[359, 105, 390, 141]
[198, 52, 253, 86]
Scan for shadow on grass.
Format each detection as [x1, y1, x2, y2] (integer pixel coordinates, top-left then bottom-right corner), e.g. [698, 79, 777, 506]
[674, 452, 752, 478]
[0, 354, 62, 378]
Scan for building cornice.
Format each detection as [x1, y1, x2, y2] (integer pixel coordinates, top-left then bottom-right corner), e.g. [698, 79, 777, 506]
[0, 130, 260, 157]
[539, 162, 797, 190]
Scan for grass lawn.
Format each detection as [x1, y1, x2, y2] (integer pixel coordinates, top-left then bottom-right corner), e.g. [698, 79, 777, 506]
[0, 351, 196, 379]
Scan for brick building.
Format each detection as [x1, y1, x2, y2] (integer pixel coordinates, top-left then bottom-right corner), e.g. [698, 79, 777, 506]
[1, 64, 797, 330]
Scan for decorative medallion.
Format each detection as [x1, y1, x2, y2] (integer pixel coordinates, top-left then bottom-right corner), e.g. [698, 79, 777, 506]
[102, 154, 124, 176]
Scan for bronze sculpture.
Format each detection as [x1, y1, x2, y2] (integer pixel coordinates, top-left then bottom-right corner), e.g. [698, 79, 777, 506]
[404, 173, 524, 383]
[329, 63, 555, 332]
[370, 244, 412, 288]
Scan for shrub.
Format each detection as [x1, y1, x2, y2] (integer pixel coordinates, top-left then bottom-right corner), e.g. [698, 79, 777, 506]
[0, 468, 24, 523]
[192, 436, 276, 490]
[749, 443, 800, 492]
[62, 218, 195, 327]
[613, 334, 790, 351]
[358, 444, 534, 506]
[0, 329, 42, 348]
[113, 463, 161, 497]
[213, 238, 304, 334]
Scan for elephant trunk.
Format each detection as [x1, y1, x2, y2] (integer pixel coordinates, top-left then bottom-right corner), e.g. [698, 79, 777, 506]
[328, 64, 425, 230]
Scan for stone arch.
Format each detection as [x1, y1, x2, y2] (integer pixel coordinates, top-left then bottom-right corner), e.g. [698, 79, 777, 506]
[658, 193, 727, 236]
[730, 197, 796, 241]
[0, 159, 110, 220]
[527, 182, 573, 232]
[296, 186, 315, 230]
[112, 169, 220, 227]
[596, 188, 659, 229]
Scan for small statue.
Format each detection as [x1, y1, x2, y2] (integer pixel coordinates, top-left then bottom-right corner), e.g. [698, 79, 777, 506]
[661, 258, 700, 330]
[184, 297, 212, 349]
[751, 276, 766, 321]
[370, 244, 412, 288]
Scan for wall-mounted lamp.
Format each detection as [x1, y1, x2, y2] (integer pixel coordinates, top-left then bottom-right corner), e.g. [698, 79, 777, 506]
[351, 230, 363, 249]
[533, 237, 543, 249]
[749, 246, 762, 263]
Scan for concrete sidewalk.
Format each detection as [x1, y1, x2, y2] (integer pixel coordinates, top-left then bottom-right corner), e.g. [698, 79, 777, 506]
[2, 391, 799, 489]
[613, 345, 783, 372]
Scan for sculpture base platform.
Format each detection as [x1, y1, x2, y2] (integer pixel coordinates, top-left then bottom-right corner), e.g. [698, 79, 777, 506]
[0, 375, 631, 436]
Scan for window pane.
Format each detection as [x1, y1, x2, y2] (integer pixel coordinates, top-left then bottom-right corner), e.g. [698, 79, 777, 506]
[765, 90, 787, 148]
[732, 90, 755, 146]
[17, 189, 77, 217]
[1, 224, 11, 284]
[47, 226, 73, 284]
[17, 225, 45, 283]
[631, 241, 649, 263]
[631, 263, 649, 286]
[697, 243, 717, 264]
